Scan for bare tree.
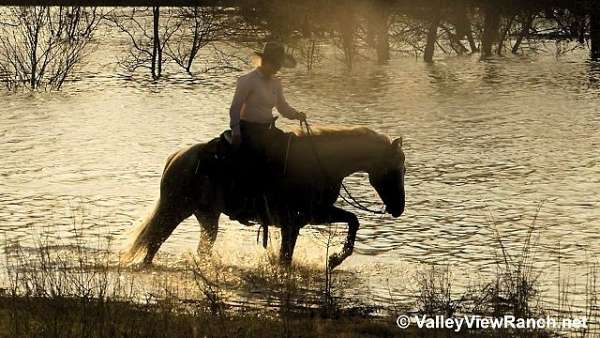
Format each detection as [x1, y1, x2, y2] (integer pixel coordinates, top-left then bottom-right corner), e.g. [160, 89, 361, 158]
[110, 7, 181, 80]
[166, 6, 224, 75]
[335, 4, 358, 69]
[512, 12, 536, 54]
[423, 8, 442, 62]
[365, 0, 392, 63]
[295, 36, 322, 72]
[0, 6, 101, 90]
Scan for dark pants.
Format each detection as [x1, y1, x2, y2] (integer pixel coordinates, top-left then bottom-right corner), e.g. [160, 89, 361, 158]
[240, 119, 286, 156]
[238, 119, 288, 193]
[227, 119, 288, 225]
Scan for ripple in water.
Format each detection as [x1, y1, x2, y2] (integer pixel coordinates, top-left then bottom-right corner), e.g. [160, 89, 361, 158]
[1, 42, 599, 310]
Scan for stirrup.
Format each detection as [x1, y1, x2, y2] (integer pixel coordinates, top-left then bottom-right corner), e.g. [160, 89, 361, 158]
[259, 195, 273, 248]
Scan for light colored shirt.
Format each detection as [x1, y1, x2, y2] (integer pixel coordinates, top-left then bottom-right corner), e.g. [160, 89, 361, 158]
[229, 68, 298, 135]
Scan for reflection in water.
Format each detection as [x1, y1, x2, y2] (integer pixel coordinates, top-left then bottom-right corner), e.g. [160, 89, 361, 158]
[1, 42, 600, 311]
[587, 60, 600, 86]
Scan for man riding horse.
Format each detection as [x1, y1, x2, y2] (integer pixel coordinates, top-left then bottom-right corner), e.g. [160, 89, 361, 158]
[227, 42, 306, 225]
[121, 42, 406, 270]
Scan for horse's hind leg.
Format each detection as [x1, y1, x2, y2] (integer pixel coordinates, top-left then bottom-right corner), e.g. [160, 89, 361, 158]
[279, 224, 300, 266]
[194, 210, 220, 255]
[124, 199, 193, 265]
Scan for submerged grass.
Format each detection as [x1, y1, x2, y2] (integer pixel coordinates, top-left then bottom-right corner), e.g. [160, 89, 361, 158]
[1, 206, 598, 337]
[0, 224, 396, 338]
[0, 243, 397, 338]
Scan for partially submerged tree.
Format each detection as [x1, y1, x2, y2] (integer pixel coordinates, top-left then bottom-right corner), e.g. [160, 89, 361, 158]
[166, 7, 227, 75]
[365, 0, 393, 63]
[110, 7, 180, 80]
[3, 1, 598, 88]
[335, 4, 358, 69]
[0, 6, 101, 90]
[111, 6, 241, 78]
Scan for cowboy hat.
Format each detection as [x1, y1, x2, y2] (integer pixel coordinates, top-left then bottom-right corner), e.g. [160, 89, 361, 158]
[255, 41, 297, 68]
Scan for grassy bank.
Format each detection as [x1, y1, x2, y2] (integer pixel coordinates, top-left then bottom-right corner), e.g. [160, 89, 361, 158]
[0, 295, 403, 338]
[0, 295, 553, 338]
[0, 212, 596, 338]
[0, 251, 557, 338]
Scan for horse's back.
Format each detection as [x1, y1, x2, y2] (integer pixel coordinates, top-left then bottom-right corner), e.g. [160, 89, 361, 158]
[160, 142, 211, 190]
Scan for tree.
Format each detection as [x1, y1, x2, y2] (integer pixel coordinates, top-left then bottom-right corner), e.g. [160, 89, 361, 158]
[424, 7, 442, 62]
[110, 7, 180, 80]
[166, 7, 225, 75]
[0, 6, 101, 90]
[481, 2, 501, 57]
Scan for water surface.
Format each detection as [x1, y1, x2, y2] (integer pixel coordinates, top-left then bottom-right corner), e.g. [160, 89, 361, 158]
[1, 40, 600, 311]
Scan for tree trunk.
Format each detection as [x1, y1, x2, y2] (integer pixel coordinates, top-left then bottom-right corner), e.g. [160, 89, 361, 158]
[31, 29, 39, 89]
[424, 10, 441, 63]
[186, 10, 201, 74]
[453, 1, 477, 52]
[376, 25, 390, 63]
[375, 5, 390, 64]
[497, 14, 515, 56]
[152, 6, 161, 79]
[591, 9, 600, 59]
[466, 30, 478, 52]
[366, 1, 390, 64]
[512, 13, 533, 54]
[337, 5, 355, 69]
[481, 4, 500, 58]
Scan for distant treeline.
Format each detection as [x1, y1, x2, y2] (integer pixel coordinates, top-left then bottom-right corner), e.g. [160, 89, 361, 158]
[0, 1, 598, 89]
[237, 0, 600, 63]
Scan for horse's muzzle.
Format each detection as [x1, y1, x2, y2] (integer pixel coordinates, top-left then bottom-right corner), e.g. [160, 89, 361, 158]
[386, 207, 403, 218]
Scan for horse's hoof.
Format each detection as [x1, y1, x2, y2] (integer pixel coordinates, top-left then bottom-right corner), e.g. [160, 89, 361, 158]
[123, 260, 152, 270]
[328, 254, 342, 271]
[277, 257, 293, 269]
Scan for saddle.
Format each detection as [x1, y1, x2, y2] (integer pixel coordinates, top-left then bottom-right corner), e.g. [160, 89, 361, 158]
[220, 129, 234, 146]
[204, 128, 293, 176]
[209, 130, 234, 159]
[200, 130, 290, 233]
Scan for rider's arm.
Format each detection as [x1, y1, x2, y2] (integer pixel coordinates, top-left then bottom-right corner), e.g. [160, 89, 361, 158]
[275, 80, 302, 120]
[229, 76, 251, 136]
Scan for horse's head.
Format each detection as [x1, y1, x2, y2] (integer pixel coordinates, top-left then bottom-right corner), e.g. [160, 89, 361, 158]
[368, 137, 406, 218]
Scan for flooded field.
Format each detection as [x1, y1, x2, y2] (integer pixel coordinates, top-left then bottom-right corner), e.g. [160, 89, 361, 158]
[1, 30, 599, 318]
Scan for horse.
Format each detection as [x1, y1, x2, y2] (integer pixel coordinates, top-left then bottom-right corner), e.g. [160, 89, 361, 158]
[121, 126, 406, 270]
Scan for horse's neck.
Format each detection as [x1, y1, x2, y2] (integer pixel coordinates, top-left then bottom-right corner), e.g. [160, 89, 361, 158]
[310, 135, 386, 178]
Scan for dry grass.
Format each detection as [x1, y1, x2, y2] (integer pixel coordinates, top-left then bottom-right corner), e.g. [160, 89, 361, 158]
[1, 208, 598, 337]
[0, 225, 393, 338]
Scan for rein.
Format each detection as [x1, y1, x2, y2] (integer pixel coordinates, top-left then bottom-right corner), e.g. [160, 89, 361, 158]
[299, 119, 386, 215]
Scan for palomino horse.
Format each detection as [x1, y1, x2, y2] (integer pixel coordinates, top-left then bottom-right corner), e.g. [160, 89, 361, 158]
[122, 126, 406, 270]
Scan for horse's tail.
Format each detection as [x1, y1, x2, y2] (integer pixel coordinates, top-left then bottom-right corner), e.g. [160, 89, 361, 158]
[121, 149, 192, 265]
[120, 200, 165, 265]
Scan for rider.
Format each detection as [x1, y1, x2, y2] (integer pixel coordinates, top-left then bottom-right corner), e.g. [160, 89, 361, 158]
[228, 41, 306, 221]
[230, 41, 306, 150]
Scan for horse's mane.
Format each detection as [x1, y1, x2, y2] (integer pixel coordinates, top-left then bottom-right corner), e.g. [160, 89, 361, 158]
[293, 125, 391, 144]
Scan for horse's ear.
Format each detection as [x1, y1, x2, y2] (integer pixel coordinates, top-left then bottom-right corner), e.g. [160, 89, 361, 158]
[392, 137, 403, 149]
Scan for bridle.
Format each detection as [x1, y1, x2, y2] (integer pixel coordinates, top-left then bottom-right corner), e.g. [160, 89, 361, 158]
[299, 119, 387, 215]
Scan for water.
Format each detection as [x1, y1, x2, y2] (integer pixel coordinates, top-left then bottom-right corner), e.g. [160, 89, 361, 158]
[1, 36, 600, 313]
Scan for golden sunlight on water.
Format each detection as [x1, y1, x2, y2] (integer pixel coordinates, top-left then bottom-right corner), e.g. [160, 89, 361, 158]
[1, 33, 600, 314]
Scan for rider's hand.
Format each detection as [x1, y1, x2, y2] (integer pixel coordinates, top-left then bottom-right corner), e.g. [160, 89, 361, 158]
[296, 111, 307, 121]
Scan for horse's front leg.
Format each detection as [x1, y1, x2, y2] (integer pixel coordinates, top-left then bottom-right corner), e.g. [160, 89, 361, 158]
[314, 206, 359, 270]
